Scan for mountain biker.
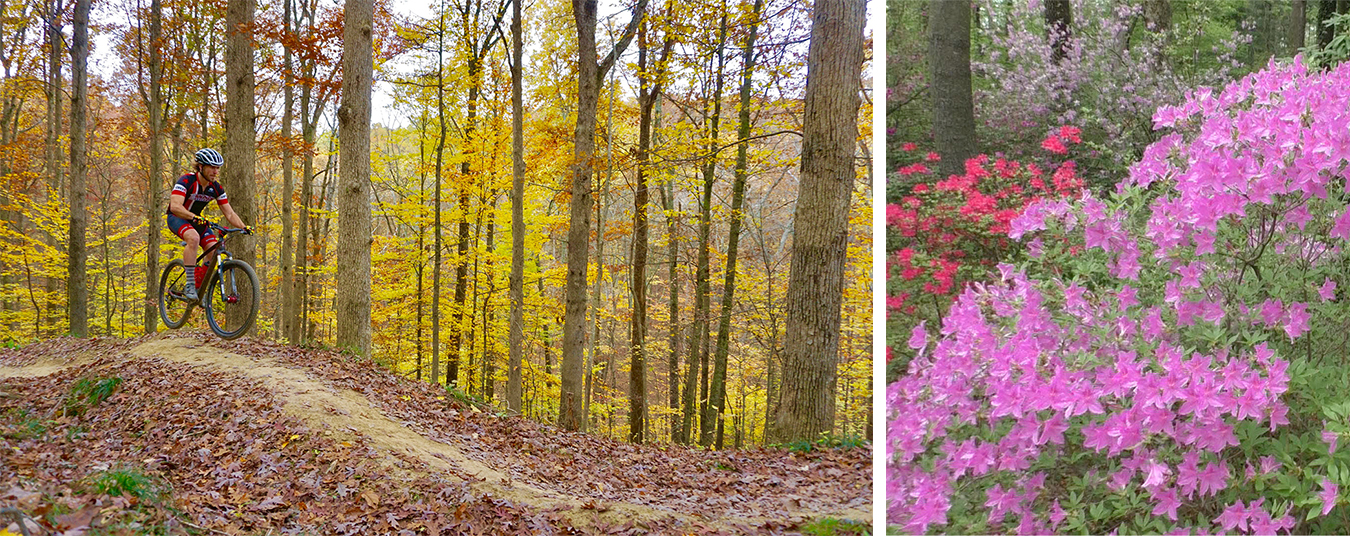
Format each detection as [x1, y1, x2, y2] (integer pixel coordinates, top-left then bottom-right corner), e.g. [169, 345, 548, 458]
[165, 148, 251, 301]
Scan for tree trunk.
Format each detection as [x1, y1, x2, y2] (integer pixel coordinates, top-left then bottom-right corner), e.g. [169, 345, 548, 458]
[432, 8, 447, 384]
[1291, 0, 1306, 54]
[450, 67, 481, 389]
[929, 0, 975, 177]
[144, 0, 164, 335]
[507, 0, 525, 414]
[280, 0, 297, 342]
[686, 11, 727, 445]
[560, 0, 647, 432]
[1318, 0, 1335, 49]
[336, 0, 373, 356]
[67, 0, 90, 338]
[1142, 0, 1171, 34]
[661, 158, 681, 442]
[587, 59, 619, 427]
[630, 12, 674, 444]
[704, 0, 763, 449]
[770, 0, 863, 444]
[1043, 0, 1071, 62]
[44, 0, 63, 338]
[222, 0, 257, 337]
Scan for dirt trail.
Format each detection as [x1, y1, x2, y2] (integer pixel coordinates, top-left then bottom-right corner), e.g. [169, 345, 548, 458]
[1, 336, 847, 530]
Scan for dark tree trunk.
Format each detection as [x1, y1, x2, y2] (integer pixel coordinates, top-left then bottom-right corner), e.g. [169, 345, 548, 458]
[1291, 0, 1306, 53]
[336, 0, 373, 357]
[1043, 0, 1071, 62]
[507, 0, 525, 413]
[560, 0, 647, 432]
[280, 0, 297, 342]
[704, 0, 763, 449]
[683, 12, 727, 445]
[68, 0, 91, 338]
[1318, 0, 1335, 49]
[144, 0, 164, 335]
[770, 0, 864, 444]
[929, 0, 976, 178]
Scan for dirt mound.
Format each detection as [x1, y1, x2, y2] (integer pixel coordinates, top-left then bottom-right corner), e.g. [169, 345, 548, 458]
[1, 333, 871, 534]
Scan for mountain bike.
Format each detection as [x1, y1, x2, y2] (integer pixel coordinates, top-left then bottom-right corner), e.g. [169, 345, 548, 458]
[158, 221, 259, 340]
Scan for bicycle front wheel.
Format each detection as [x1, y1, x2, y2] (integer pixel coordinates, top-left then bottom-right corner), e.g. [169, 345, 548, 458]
[158, 259, 192, 329]
[203, 260, 260, 340]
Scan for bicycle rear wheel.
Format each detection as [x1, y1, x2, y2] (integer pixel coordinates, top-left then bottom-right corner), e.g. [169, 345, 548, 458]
[158, 259, 192, 329]
[203, 260, 259, 340]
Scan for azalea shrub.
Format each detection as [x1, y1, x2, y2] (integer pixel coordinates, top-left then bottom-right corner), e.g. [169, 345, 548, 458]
[888, 57, 1350, 534]
[974, 0, 1253, 183]
[886, 129, 1084, 377]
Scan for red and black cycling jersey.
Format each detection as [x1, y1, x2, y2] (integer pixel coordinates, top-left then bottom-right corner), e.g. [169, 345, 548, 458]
[165, 173, 229, 216]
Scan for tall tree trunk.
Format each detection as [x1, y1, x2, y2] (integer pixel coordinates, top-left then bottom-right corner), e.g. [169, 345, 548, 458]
[1142, 0, 1171, 34]
[560, 0, 647, 432]
[67, 0, 90, 338]
[44, 0, 63, 337]
[629, 11, 674, 445]
[1318, 0, 1335, 49]
[336, 0, 374, 356]
[1291, 0, 1306, 53]
[223, 0, 257, 335]
[280, 0, 297, 342]
[662, 159, 681, 442]
[507, 0, 525, 413]
[432, 7, 447, 384]
[684, 11, 726, 445]
[1043, 0, 1071, 62]
[144, 0, 164, 335]
[770, 0, 863, 444]
[704, 0, 762, 449]
[451, 66, 481, 389]
[588, 58, 619, 426]
[929, 0, 975, 177]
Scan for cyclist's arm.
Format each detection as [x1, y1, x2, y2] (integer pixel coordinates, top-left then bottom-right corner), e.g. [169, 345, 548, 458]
[219, 200, 246, 230]
[168, 193, 198, 221]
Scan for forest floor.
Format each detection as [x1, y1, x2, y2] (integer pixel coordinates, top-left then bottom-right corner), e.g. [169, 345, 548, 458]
[0, 332, 871, 535]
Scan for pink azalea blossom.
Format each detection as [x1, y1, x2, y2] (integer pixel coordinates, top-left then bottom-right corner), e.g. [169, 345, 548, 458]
[908, 321, 927, 352]
[1319, 278, 1337, 301]
[1322, 478, 1339, 516]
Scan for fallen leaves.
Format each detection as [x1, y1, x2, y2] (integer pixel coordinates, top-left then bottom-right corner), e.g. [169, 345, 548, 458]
[1, 334, 871, 534]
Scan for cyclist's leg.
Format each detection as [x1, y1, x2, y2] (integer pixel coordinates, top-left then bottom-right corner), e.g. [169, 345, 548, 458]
[167, 214, 199, 266]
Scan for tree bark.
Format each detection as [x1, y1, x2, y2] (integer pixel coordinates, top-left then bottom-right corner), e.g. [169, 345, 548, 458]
[507, 0, 525, 414]
[770, 0, 863, 444]
[629, 11, 674, 444]
[280, 0, 297, 342]
[67, 0, 90, 338]
[44, 0, 63, 337]
[1291, 0, 1306, 54]
[560, 0, 648, 432]
[1043, 0, 1071, 63]
[704, 0, 763, 449]
[144, 0, 164, 335]
[929, 0, 975, 178]
[223, 0, 257, 336]
[661, 148, 681, 443]
[336, 0, 374, 357]
[1318, 0, 1335, 49]
[686, 11, 726, 445]
[432, 6, 447, 384]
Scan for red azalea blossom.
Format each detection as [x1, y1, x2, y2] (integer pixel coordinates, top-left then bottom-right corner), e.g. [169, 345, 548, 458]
[1041, 134, 1068, 154]
[925, 151, 941, 162]
[902, 142, 917, 151]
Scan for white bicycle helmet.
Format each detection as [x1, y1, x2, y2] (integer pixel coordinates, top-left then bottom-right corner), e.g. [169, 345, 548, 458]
[195, 148, 224, 167]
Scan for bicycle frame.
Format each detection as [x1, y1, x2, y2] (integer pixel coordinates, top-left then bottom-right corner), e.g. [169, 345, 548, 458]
[185, 222, 246, 303]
